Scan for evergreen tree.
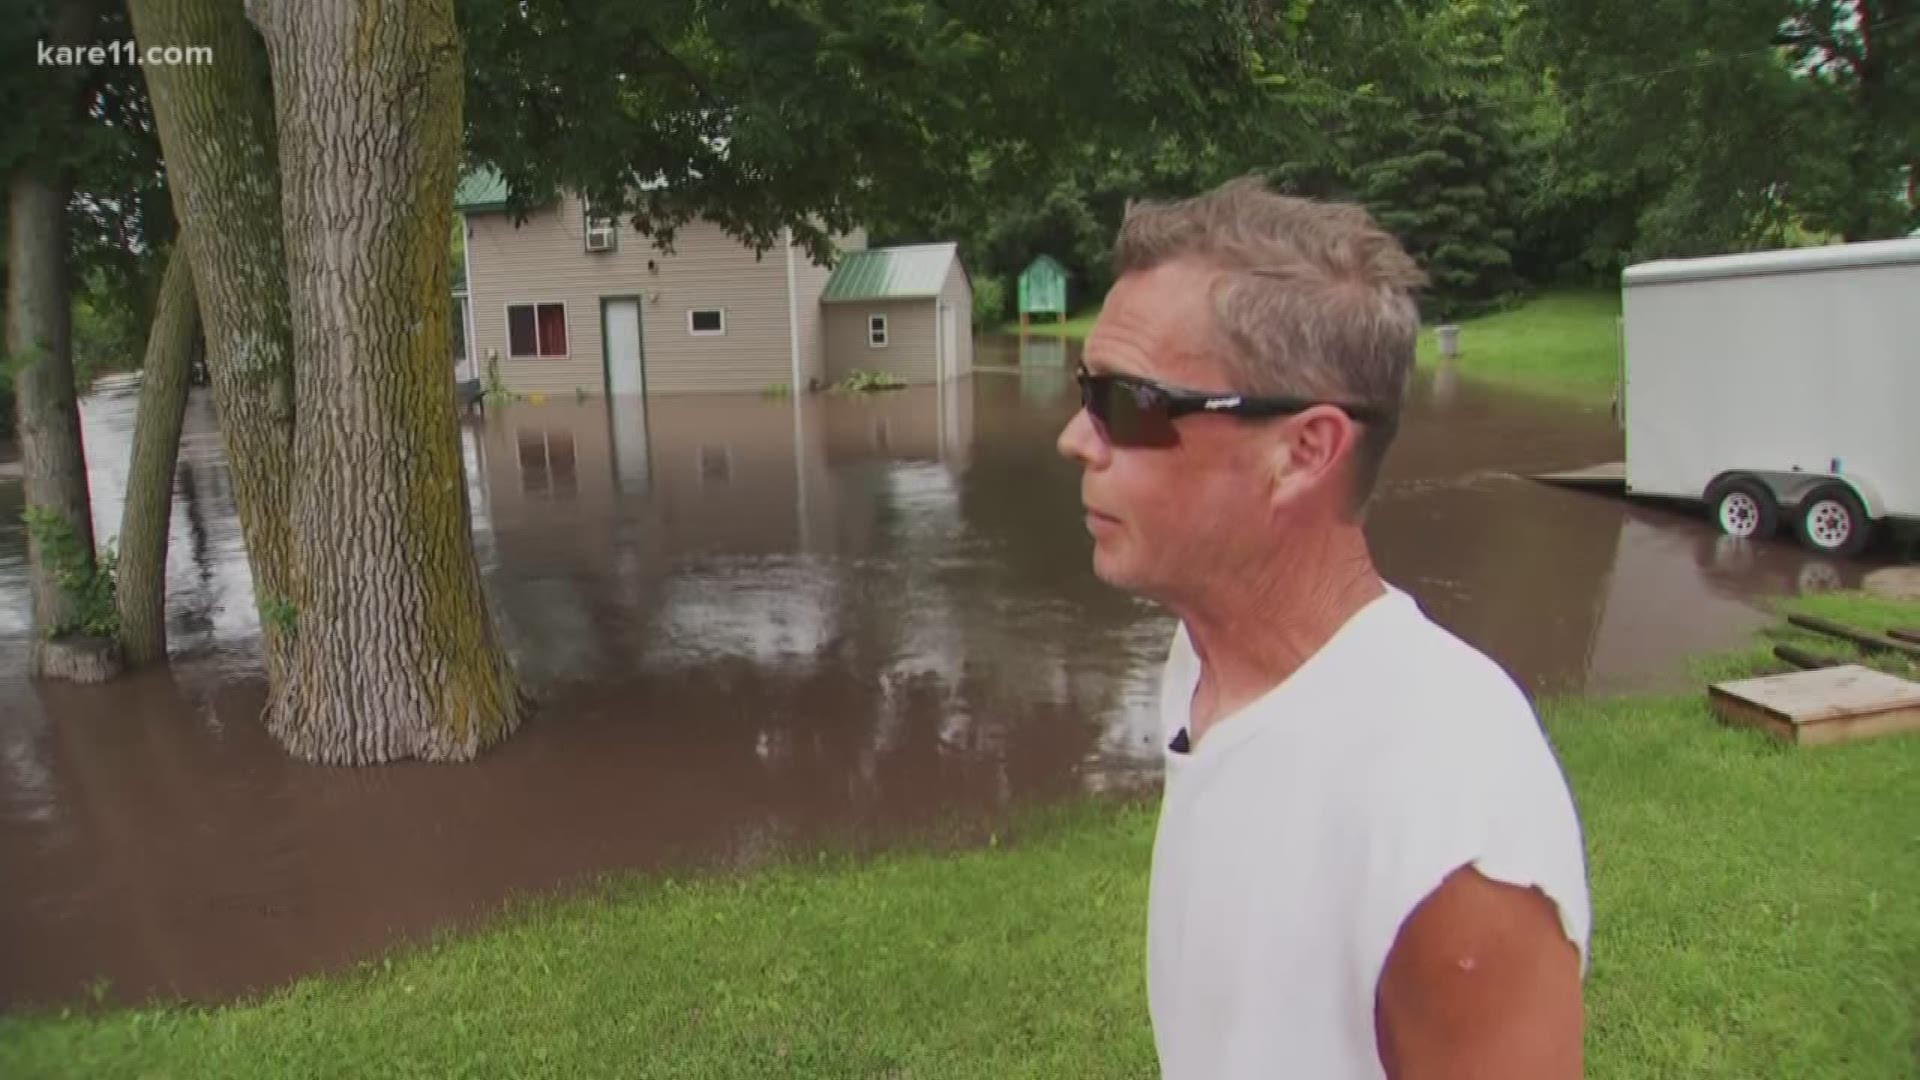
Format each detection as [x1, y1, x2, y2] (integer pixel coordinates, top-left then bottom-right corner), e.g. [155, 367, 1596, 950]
[1347, 93, 1520, 319]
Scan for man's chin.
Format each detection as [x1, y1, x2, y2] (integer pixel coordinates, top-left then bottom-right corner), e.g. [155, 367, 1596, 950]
[1090, 545, 1141, 591]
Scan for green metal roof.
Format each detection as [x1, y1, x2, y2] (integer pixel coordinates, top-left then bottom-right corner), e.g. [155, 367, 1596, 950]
[1021, 254, 1066, 279]
[820, 243, 961, 303]
[453, 167, 509, 212]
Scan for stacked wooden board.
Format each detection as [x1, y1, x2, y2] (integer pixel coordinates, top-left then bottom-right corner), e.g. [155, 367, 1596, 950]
[1709, 615, 1920, 745]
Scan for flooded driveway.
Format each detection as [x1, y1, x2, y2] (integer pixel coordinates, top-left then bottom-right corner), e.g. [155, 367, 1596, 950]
[0, 341, 1878, 1007]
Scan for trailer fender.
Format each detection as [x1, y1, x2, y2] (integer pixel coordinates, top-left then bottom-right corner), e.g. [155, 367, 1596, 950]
[1828, 474, 1885, 520]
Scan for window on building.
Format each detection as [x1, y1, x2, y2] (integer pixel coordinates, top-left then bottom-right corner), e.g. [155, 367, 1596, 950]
[507, 303, 568, 359]
[583, 200, 617, 252]
[868, 314, 888, 347]
[688, 308, 725, 336]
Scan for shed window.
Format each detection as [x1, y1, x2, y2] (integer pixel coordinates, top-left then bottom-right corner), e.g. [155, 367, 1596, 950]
[868, 314, 888, 347]
[689, 309, 725, 336]
[507, 302, 568, 359]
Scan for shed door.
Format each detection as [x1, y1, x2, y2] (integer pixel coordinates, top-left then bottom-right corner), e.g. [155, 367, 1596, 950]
[605, 298, 645, 396]
[937, 302, 958, 383]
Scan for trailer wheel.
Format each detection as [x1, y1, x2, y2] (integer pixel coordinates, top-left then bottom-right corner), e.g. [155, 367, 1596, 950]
[1708, 478, 1778, 540]
[1795, 484, 1873, 557]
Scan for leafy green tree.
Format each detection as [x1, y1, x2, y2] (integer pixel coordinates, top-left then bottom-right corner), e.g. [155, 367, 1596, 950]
[1529, 0, 1918, 256]
[1340, 4, 1526, 317]
[3, 0, 174, 432]
[1346, 109, 1520, 319]
[869, 0, 1544, 315]
[459, 0, 1266, 263]
[5, 0, 104, 661]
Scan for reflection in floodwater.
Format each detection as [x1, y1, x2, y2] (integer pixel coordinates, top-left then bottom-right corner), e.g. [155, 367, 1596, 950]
[1431, 358, 1460, 410]
[0, 339, 1885, 1006]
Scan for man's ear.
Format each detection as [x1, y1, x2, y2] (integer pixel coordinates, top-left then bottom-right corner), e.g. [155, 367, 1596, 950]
[1267, 407, 1358, 505]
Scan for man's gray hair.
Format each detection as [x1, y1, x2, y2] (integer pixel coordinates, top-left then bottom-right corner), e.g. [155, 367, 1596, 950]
[1113, 176, 1427, 509]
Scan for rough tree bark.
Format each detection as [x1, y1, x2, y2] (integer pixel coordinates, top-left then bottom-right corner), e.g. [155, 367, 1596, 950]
[8, 0, 98, 672]
[116, 243, 201, 666]
[8, 175, 95, 643]
[128, 0, 301, 686]
[247, 0, 524, 761]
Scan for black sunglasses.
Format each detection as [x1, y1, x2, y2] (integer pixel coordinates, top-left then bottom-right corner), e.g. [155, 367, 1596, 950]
[1075, 364, 1388, 448]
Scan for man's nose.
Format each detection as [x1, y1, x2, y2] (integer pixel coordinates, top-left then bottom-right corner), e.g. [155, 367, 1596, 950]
[1057, 407, 1105, 467]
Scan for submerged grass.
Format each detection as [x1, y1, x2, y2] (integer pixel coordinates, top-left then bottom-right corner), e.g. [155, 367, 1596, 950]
[4, 593, 1916, 1079]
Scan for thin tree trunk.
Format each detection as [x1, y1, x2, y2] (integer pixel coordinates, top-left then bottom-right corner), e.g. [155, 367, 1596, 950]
[249, 0, 523, 762]
[116, 243, 201, 666]
[128, 0, 301, 686]
[7, 0, 97, 668]
[8, 171, 95, 651]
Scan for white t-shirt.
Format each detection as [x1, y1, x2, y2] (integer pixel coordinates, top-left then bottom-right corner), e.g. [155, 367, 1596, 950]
[1147, 586, 1590, 1080]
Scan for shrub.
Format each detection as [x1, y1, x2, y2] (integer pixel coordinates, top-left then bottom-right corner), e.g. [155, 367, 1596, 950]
[971, 275, 1006, 328]
[834, 369, 905, 393]
[21, 507, 118, 639]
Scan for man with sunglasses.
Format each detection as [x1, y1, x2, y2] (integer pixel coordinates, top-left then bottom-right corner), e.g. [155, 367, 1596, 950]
[1058, 178, 1588, 1079]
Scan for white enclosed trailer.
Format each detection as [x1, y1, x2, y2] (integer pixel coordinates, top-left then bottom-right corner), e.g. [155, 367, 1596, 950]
[1620, 238, 1920, 556]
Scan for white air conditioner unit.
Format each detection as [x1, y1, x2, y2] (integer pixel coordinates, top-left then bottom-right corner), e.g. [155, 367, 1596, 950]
[584, 219, 616, 252]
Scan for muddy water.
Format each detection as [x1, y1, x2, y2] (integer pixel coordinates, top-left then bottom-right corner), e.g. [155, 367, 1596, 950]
[0, 346, 1876, 1007]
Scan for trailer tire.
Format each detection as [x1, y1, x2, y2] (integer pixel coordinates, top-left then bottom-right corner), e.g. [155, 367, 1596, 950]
[1795, 483, 1872, 558]
[1708, 478, 1778, 540]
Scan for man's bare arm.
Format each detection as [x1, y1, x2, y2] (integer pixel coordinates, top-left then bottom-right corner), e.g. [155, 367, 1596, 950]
[1374, 865, 1583, 1080]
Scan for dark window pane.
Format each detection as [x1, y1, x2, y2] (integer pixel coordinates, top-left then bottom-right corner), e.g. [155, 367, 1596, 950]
[508, 305, 537, 358]
[691, 309, 723, 333]
[537, 304, 568, 356]
[450, 299, 468, 362]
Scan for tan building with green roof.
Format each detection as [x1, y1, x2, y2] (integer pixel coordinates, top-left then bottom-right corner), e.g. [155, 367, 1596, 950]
[819, 243, 974, 388]
[453, 171, 971, 397]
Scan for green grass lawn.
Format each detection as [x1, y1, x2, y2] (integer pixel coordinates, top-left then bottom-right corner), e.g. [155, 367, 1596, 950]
[5, 592, 1916, 1079]
[1416, 291, 1624, 407]
[1000, 290, 1627, 408]
[997, 310, 1100, 340]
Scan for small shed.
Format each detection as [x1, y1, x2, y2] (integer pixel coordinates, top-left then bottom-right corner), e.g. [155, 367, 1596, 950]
[820, 243, 973, 387]
[1017, 255, 1069, 328]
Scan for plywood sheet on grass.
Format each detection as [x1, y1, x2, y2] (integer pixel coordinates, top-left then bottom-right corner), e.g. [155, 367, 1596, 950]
[1709, 664, 1920, 745]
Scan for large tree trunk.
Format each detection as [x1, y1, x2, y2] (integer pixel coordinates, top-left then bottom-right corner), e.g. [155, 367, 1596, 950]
[116, 243, 201, 666]
[8, 172, 95, 650]
[128, 0, 301, 686]
[248, 0, 524, 762]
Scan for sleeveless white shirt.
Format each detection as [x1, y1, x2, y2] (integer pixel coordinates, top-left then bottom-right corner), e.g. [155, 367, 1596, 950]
[1147, 587, 1590, 1079]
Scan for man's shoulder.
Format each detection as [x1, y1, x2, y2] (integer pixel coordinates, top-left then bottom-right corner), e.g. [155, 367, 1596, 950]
[1348, 591, 1535, 719]
[1309, 594, 1566, 810]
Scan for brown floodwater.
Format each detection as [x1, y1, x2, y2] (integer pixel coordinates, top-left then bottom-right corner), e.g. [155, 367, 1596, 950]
[0, 342, 1884, 1008]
